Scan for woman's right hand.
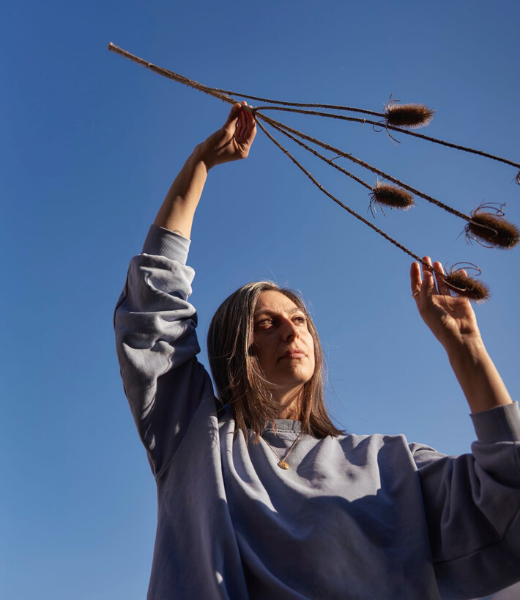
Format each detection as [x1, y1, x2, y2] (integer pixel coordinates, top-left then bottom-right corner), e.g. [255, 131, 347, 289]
[196, 101, 257, 170]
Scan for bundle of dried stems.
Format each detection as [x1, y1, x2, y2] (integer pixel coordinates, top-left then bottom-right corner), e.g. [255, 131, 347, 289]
[107, 43, 520, 302]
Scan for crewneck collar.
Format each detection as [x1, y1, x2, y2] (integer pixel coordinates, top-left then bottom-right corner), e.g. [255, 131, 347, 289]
[263, 419, 302, 433]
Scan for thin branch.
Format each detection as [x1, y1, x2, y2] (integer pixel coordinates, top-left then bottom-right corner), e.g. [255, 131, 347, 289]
[207, 91, 386, 119]
[255, 106, 520, 171]
[108, 43, 490, 298]
[258, 119, 489, 299]
[107, 43, 237, 107]
[264, 121, 373, 192]
[256, 112, 470, 222]
[263, 118, 416, 214]
[108, 43, 520, 174]
[255, 119, 427, 267]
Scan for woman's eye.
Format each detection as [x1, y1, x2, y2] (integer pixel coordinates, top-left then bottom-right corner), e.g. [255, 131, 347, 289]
[294, 316, 306, 325]
[256, 318, 273, 327]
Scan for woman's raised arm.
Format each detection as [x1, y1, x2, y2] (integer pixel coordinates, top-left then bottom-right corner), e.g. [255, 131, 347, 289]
[410, 257, 513, 414]
[154, 102, 256, 237]
[114, 104, 256, 477]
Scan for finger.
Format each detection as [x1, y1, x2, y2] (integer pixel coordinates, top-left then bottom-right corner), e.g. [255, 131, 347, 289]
[235, 109, 245, 140]
[421, 256, 436, 298]
[410, 262, 422, 300]
[434, 261, 445, 275]
[236, 106, 257, 146]
[237, 104, 254, 134]
[433, 261, 450, 296]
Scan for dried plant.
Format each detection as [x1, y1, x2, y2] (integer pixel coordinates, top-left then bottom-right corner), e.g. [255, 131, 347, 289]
[257, 118, 487, 301]
[384, 98, 435, 129]
[261, 116, 414, 218]
[444, 265, 490, 302]
[258, 112, 505, 234]
[247, 105, 519, 179]
[107, 43, 520, 183]
[369, 182, 415, 215]
[107, 42, 520, 301]
[465, 204, 520, 249]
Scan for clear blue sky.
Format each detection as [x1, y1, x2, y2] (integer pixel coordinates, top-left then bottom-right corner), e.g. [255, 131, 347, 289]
[2, 1, 519, 598]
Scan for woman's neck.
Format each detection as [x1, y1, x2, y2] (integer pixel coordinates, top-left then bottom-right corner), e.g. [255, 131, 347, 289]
[275, 387, 303, 420]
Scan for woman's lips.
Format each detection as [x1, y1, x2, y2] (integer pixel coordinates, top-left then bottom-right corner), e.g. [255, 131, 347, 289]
[279, 350, 306, 360]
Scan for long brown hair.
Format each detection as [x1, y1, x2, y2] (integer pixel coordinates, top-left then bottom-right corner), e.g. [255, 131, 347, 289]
[207, 281, 343, 441]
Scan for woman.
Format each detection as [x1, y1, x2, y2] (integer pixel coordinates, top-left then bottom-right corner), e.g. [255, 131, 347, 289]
[114, 103, 520, 599]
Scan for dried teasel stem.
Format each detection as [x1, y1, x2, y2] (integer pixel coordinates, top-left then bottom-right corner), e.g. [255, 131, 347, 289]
[200, 92, 387, 120]
[256, 112, 469, 220]
[384, 98, 436, 129]
[465, 204, 520, 249]
[225, 95, 434, 130]
[108, 43, 494, 300]
[218, 89, 433, 130]
[263, 117, 413, 215]
[444, 265, 490, 302]
[263, 120, 374, 192]
[261, 112, 519, 250]
[108, 43, 520, 180]
[253, 105, 520, 176]
[264, 115, 512, 259]
[259, 118, 490, 301]
[257, 119, 423, 261]
[261, 113, 520, 251]
[107, 43, 237, 107]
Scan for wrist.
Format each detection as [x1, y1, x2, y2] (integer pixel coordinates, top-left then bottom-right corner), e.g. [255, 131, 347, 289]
[446, 335, 513, 413]
[192, 142, 215, 172]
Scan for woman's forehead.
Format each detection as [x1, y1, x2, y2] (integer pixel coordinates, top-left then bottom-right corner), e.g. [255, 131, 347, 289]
[255, 290, 302, 313]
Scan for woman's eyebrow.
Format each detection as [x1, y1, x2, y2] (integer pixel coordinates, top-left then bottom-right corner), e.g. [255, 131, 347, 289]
[254, 307, 304, 317]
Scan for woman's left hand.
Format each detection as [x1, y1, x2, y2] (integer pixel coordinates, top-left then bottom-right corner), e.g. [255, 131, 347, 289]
[410, 257, 482, 352]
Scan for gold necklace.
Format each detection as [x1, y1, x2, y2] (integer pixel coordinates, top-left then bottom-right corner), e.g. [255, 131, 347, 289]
[263, 430, 303, 470]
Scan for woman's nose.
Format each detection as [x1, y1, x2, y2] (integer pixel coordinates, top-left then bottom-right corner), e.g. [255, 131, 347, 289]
[281, 318, 299, 340]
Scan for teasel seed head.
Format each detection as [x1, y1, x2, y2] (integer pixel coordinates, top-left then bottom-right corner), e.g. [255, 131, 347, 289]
[385, 101, 435, 129]
[515, 170, 520, 186]
[465, 205, 520, 249]
[444, 267, 490, 302]
[369, 182, 415, 215]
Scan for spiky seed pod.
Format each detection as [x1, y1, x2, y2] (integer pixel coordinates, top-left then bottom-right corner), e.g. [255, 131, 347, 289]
[465, 210, 520, 249]
[444, 270, 490, 302]
[385, 103, 435, 129]
[370, 183, 415, 211]
[516, 171, 520, 186]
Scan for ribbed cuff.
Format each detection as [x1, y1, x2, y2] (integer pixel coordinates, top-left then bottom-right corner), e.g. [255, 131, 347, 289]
[142, 224, 191, 265]
[471, 401, 520, 443]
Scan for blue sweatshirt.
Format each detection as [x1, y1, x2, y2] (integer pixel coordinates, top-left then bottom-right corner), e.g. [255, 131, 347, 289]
[114, 225, 520, 600]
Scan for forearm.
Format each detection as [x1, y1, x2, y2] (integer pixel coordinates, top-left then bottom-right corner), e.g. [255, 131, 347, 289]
[154, 145, 208, 238]
[446, 338, 513, 414]
[153, 103, 255, 238]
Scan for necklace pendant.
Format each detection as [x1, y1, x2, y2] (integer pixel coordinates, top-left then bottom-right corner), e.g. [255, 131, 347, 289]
[278, 460, 290, 470]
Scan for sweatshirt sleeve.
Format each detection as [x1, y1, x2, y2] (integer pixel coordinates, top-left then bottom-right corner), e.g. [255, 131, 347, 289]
[411, 402, 520, 600]
[114, 224, 215, 478]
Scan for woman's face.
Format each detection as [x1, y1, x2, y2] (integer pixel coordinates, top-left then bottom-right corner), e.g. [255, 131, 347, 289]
[252, 290, 316, 395]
